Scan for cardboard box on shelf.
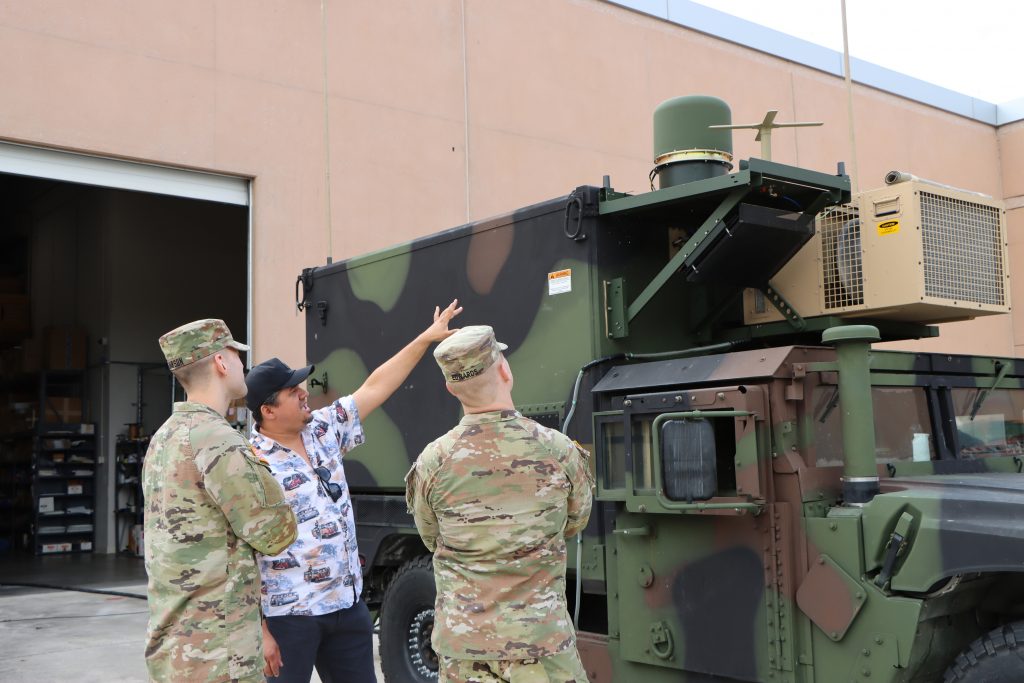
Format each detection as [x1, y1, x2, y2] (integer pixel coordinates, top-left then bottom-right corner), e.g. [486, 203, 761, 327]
[0, 295, 30, 340]
[43, 397, 82, 425]
[41, 542, 72, 554]
[44, 326, 87, 370]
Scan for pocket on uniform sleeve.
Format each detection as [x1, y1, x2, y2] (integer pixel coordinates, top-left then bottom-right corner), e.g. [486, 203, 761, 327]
[242, 453, 286, 507]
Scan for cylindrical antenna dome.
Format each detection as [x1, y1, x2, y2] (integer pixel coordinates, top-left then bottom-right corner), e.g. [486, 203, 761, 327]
[652, 96, 734, 190]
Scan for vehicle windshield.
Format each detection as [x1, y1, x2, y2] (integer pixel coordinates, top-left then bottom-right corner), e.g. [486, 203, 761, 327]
[951, 388, 1024, 457]
[813, 385, 1024, 465]
[814, 386, 933, 466]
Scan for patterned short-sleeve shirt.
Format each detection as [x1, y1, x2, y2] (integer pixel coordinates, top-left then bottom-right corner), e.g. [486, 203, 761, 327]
[250, 395, 365, 617]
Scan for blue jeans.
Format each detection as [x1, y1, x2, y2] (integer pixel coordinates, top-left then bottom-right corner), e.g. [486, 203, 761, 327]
[265, 600, 377, 683]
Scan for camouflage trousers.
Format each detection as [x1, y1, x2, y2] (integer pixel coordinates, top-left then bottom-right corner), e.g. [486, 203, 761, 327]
[439, 651, 587, 683]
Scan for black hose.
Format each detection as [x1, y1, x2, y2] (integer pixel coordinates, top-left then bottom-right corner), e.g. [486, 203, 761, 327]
[0, 582, 147, 600]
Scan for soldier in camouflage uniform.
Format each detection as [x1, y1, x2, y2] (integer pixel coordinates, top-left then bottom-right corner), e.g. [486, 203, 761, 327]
[143, 319, 298, 683]
[406, 325, 595, 683]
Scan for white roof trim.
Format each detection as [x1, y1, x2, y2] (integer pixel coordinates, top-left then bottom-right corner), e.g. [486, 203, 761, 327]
[606, 0, 1021, 126]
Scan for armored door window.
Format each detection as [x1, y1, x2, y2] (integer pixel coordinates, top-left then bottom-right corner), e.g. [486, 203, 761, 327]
[615, 385, 766, 514]
[632, 416, 656, 493]
[596, 415, 627, 494]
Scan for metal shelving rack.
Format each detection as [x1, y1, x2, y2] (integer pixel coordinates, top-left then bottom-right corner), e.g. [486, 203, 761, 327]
[31, 370, 96, 555]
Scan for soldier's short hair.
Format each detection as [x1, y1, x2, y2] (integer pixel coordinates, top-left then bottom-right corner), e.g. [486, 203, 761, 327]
[446, 358, 502, 408]
[171, 354, 217, 391]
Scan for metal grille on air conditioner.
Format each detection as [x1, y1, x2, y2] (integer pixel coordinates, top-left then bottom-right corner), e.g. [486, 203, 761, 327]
[920, 192, 1005, 306]
[820, 204, 864, 309]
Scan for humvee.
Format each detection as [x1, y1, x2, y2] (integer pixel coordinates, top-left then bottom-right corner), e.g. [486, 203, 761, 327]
[298, 96, 1021, 682]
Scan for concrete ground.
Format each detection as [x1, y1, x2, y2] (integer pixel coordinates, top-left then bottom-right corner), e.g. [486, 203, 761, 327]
[0, 553, 383, 682]
[1, 584, 150, 682]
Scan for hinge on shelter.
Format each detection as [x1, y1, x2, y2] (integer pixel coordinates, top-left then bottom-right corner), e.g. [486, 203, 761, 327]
[315, 300, 329, 326]
[604, 278, 628, 339]
[764, 504, 796, 675]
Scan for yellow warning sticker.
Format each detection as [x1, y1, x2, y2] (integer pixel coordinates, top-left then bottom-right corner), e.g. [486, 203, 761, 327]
[877, 219, 900, 236]
[548, 269, 572, 295]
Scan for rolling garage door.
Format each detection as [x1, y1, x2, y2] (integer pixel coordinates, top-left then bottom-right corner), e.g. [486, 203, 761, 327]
[0, 141, 249, 206]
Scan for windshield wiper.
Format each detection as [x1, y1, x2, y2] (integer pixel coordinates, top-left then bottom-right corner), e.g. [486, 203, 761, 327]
[969, 360, 1009, 421]
[818, 386, 840, 423]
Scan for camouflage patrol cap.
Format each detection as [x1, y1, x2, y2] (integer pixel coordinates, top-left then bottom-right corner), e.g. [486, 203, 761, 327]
[159, 319, 250, 370]
[433, 325, 508, 383]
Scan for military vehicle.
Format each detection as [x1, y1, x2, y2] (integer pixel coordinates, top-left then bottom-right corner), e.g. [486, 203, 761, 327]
[297, 96, 1022, 682]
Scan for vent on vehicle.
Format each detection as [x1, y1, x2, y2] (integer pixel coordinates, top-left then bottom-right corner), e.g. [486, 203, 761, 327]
[920, 191, 1004, 306]
[820, 204, 864, 310]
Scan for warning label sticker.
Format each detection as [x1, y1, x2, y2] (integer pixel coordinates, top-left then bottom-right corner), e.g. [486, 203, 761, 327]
[877, 219, 900, 236]
[548, 269, 572, 295]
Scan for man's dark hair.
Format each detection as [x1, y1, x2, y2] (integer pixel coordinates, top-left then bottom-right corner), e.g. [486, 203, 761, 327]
[253, 389, 281, 427]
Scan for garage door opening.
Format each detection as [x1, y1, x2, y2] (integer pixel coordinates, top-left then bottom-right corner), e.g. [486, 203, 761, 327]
[0, 150, 249, 585]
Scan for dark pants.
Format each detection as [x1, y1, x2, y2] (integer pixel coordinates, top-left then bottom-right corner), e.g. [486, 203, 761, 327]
[265, 600, 377, 683]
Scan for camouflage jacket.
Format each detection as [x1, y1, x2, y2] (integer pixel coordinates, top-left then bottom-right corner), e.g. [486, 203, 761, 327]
[143, 402, 298, 683]
[406, 409, 594, 660]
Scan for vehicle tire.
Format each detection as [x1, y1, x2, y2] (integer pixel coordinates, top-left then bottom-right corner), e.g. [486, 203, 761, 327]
[379, 554, 438, 683]
[943, 621, 1024, 682]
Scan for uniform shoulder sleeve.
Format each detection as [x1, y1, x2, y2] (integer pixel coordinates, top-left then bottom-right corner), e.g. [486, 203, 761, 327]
[551, 431, 594, 538]
[405, 440, 446, 553]
[191, 419, 298, 555]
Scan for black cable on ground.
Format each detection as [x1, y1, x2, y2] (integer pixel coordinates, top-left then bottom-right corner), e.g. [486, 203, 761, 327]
[0, 582, 147, 600]
[1, 610, 148, 623]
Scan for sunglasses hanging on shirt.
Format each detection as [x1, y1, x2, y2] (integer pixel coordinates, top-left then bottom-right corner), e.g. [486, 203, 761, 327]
[314, 466, 343, 503]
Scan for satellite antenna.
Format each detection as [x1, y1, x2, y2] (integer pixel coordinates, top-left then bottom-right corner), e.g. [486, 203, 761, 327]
[709, 110, 822, 161]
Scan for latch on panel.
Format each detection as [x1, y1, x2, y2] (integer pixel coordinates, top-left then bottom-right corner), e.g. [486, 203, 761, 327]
[874, 511, 915, 588]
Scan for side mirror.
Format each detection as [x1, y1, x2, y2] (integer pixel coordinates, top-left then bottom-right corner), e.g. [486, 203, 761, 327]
[661, 419, 717, 502]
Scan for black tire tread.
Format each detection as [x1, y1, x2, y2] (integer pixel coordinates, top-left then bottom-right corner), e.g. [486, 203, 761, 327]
[379, 554, 435, 683]
[943, 621, 1024, 682]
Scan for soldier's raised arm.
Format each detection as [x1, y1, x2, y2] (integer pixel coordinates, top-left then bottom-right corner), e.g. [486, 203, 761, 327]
[197, 438, 298, 555]
[564, 441, 595, 539]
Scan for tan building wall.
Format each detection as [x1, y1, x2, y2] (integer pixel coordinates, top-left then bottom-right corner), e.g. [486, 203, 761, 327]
[0, 0, 1018, 363]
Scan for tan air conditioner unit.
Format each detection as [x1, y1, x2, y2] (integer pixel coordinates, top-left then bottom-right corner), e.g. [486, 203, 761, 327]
[743, 179, 1009, 325]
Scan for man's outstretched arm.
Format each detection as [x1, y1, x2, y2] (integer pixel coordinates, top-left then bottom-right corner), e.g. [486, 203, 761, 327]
[352, 300, 462, 419]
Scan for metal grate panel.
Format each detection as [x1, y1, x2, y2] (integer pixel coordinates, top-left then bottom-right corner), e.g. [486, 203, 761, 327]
[920, 192, 1005, 306]
[819, 204, 864, 309]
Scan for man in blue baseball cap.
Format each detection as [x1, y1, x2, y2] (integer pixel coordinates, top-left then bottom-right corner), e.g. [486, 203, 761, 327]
[245, 300, 461, 683]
